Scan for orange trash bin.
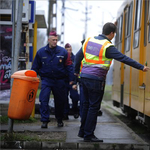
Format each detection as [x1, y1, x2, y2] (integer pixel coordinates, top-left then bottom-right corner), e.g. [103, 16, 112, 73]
[8, 70, 40, 120]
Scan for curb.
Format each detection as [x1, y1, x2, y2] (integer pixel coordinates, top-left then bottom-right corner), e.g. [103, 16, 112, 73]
[1, 141, 150, 150]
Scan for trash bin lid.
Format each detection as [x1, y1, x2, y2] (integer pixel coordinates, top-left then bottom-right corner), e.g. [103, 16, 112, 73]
[11, 70, 40, 82]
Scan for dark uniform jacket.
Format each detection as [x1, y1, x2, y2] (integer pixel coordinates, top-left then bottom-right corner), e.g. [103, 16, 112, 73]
[32, 44, 73, 86]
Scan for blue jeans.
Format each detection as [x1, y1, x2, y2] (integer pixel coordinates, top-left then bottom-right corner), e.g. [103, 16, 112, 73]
[79, 77, 105, 138]
[79, 82, 85, 117]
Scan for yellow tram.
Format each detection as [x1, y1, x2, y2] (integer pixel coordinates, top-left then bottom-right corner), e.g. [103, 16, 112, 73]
[112, 0, 150, 127]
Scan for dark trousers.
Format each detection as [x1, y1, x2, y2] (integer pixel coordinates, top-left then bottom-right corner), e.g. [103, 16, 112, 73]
[64, 84, 79, 114]
[79, 82, 85, 117]
[39, 79, 67, 122]
[79, 77, 105, 138]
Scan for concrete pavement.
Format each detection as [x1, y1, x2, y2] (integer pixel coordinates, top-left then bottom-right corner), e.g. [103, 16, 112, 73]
[1, 103, 150, 149]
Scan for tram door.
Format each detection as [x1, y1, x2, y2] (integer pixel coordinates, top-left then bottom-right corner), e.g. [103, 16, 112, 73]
[112, 16, 123, 105]
[131, 0, 145, 113]
[144, 0, 150, 117]
[123, 3, 133, 108]
[120, 8, 127, 108]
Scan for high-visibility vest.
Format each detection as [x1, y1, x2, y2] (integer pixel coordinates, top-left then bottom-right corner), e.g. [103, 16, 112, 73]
[80, 37, 113, 75]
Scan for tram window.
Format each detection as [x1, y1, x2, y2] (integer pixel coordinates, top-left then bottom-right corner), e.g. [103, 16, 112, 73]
[125, 11, 129, 52]
[125, 2, 133, 52]
[115, 20, 118, 45]
[134, 0, 142, 30]
[115, 16, 123, 52]
[128, 2, 133, 37]
[119, 15, 123, 42]
[133, 0, 142, 48]
[115, 18, 120, 45]
[144, 0, 148, 46]
[125, 12, 128, 37]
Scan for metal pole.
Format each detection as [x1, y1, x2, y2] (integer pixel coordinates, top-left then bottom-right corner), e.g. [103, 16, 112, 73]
[47, 0, 51, 36]
[33, 20, 37, 59]
[8, 0, 16, 133]
[85, 1, 88, 39]
[31, 20, 37, 118]
[13, 0, 23, 72]
[8, 0, 23, 133]
[11, 0, 16, 75]
[60, 0, 65, 46]
[47, 0, 57, 36]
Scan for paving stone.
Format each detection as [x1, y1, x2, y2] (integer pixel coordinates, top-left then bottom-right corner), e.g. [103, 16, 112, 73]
[23, 141, 42, 149]
[42, 142, 59, 149]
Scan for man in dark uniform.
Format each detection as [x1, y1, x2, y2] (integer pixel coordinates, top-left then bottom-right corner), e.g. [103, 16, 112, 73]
[63, 43, 79, 120]
[73, 22, 150, 142]
[32, 31, 73, 128]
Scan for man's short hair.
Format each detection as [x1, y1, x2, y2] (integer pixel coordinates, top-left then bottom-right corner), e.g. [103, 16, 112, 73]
[102, 22, 116, 35]
[65, 43, 71, 48]
[49, 31, 57, 36]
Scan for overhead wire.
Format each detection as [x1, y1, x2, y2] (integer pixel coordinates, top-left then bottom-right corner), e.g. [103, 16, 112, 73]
[57, 3, 85, 28]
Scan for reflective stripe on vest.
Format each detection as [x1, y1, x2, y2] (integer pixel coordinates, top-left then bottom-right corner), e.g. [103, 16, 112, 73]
[82, 63, 109, 70]
[81, 37, 113, 70]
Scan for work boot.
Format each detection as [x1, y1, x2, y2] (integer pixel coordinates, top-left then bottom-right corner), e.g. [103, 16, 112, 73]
[97, 110, 103, 116]
[41, 122, 48, 128]
[78, 132, 84, 138]
[63, 114, 69, 120]
[84, 135, 103, 142]
[57, 120, 64, 127]
[74, 113, 79, 119]
[73, 109, 79, 119]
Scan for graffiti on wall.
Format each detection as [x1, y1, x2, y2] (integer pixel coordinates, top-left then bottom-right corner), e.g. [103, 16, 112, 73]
[0, 26, 12, 92]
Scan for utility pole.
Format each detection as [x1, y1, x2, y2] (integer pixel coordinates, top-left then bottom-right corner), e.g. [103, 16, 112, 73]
[60, 0, 78, 46]
[60, 0, 65, 46]
[82, 1, 91, 40]
[47, 0, 57, 36]
[13, 0, 23, 72]
[8, 0, 23, 133]
[99, 11, 104, 34]
[11, 0, 16, 75]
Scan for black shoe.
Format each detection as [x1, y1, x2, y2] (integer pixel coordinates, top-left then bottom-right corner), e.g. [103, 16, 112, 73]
[78, 133, 84, 138]
[84, 135, 103, 142]
[57, 121, 64, 127]
[41, 122, 48, 128]
[63, 114, 69, 120]
[98, 110, 103, 116]
[74, 113, 79, 119]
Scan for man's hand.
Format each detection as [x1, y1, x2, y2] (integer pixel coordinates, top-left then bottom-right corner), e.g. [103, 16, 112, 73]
[69, 81, 74, 85]
[74, 73, 79, 77]
[143, 66, 150, 72]
[72, 84, 77, 90]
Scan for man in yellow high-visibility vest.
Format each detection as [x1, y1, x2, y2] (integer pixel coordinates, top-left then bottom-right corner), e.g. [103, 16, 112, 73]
[73, 22, 150, 142]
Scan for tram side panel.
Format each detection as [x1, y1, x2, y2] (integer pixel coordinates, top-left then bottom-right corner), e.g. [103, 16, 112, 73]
[112, 60, 121, 104]
[145, 65, 150, 117]
[123, 1, 134, 108]
[123, 65, 131, 106]
[130, 0, 145, 114]
[145, 28, 150, 117]
[112, 43, 122, 105]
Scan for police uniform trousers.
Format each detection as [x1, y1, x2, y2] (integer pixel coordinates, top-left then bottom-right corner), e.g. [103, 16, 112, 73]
[79, 77, 105, 138]
[39, 79, 67, 122]
[64, 83, 79, 115]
